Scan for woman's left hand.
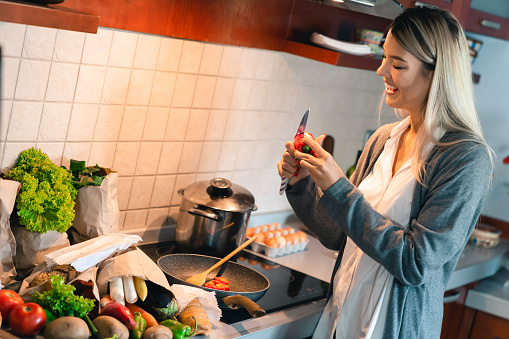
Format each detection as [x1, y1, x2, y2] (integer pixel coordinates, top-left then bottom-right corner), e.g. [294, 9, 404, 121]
[295, 134, 345, 191]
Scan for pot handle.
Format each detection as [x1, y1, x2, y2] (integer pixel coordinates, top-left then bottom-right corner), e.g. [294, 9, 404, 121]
[223, 295, 266, 318]
[188, 208, 223, 222]
[252, 204, 258, 212]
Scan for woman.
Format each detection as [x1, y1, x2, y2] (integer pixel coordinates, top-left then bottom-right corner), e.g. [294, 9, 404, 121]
[277, 7, 492, 339]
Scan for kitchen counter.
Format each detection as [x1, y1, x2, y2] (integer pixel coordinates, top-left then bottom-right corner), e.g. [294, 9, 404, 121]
[2, 224, 507, 339]
[141, 227, 509, 339]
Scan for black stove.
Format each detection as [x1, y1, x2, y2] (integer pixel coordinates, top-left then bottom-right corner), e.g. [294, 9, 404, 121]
[138, 242, 329, 324]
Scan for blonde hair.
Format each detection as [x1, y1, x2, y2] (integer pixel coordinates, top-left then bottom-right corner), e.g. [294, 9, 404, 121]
[386, 7, 493, 182]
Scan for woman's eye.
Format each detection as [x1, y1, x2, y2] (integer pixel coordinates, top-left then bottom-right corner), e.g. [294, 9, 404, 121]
[392, 65, 404, 70]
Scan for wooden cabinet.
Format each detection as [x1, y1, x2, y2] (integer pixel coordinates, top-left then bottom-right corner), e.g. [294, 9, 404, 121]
[0, 0, 99, 33]
[469, 311, 509, 339]
[399, 0, 509, 40]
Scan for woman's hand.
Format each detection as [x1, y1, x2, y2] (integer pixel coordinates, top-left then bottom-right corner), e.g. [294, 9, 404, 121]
[295, 134, 345, 191]
[278, 140, 311, 186]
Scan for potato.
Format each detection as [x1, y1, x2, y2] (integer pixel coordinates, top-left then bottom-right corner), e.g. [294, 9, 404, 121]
[43, 316, 90, 339]
[143, 325, 174, 339]
[93, 315, 129, 339]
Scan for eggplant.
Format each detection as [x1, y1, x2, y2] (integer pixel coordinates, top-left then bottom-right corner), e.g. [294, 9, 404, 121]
[135, 280, 178, 321]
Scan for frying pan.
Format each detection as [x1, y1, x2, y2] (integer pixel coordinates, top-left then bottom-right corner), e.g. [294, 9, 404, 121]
[157, 253, 269, 315]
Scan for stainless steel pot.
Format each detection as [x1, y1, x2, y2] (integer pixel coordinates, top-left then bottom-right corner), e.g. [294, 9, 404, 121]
[176, 178, 257, 257]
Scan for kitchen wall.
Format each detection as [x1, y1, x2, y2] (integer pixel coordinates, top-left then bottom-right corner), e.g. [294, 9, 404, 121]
[0, 23, 395, 239]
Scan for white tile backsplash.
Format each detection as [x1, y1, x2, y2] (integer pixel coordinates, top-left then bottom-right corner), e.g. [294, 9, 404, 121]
[0, 22, 26, 57]
[45, 62, 80, 102]
[8, 101, 43, 141]
[1, 57, 20, 100]
[133, 34, 161, 70]
[15, 60, 51, 100]
[39, 102, 72, 141]
[22, 26, 56, 60]
[82, 28, 113, 66]
[0, 23, 400, 233]
[66, 104, 99, 141]
[179, 40, 203, 74]
[108, 30, 138, 68]
[53, 30, 85, 63]
[102, 67, 131, 105]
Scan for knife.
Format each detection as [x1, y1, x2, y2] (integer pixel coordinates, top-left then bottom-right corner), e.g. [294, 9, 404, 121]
[279, 108, 310, 195]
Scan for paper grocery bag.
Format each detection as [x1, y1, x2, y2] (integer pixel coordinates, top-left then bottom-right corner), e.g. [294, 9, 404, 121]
[18, 262, 100, 303]
[0, 178, 21, 284]
[97, 246, 171, 297]
[72, 172, 120, 240]
[11, 224, 70, 279]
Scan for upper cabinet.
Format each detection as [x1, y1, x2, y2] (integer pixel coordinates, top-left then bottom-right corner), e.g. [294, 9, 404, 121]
[2, 0, 505, 71]
[399, 0, 509, 40]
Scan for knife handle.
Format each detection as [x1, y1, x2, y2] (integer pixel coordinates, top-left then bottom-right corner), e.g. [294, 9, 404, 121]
[279, 177, 290, 195]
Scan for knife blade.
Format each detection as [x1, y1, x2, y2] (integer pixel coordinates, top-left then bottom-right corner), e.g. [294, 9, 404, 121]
[279, 108, 310, 195]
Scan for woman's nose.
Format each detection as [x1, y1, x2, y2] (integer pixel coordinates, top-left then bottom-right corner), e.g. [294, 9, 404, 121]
[376, 59, 388, 77]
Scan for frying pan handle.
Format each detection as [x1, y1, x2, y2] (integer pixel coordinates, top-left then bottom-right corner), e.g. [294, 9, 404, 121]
[223, 295, 266, 318]
[188, 208, 223, 222]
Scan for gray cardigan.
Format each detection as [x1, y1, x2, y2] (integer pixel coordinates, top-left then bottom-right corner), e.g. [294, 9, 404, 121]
[286, 122, 492, 338]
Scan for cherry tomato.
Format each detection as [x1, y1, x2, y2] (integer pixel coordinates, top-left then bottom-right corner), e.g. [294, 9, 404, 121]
[0, 289, 24, 322]
[9, 302, 46, 337]
[294, 132, 316, 156]
[503, 155, 509, 164]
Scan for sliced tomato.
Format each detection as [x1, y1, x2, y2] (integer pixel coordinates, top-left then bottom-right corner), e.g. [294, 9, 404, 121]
[214, 276, 229, 284]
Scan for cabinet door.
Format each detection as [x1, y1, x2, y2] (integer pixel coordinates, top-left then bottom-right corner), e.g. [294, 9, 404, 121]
[465, 7, 509, 40]
[470, 310, 509, 339]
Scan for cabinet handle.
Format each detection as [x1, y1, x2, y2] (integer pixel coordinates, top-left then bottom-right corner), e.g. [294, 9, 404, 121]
[443, 290, 461, 304]
[480, 19, 501, 30]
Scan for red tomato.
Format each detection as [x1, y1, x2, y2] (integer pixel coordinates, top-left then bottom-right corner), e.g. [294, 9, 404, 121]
[294, 132, 316, 156]
[214, 276, 229, 285]
[0, 289, 24, 321]
[9, 302, 46, 337]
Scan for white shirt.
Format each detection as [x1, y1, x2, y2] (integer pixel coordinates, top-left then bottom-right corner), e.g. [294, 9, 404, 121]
[313, 117, 418, 339]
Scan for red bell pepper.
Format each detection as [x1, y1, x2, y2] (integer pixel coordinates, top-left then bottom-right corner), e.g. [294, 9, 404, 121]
[99, 301, 136, 330]
[294, 132, 316, 156]
[503, 155, 509, 164]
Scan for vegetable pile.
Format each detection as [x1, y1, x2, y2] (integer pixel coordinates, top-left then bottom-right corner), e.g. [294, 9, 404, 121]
[6, 148, 77, 233]
[69, 159, 111, 189]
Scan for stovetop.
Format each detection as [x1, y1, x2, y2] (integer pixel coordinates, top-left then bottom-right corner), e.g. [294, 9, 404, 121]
[138, 241, 329, 324]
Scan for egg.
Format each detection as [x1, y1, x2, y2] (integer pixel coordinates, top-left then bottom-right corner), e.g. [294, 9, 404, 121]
[257, 224, 268, 233]
[283, 234, 294, 246]
[262, 231, 273, 239]
[283, 227, 295, 235]
[296, 231, 308, 243]
[269, 222, 280, 231]
[255, 232, 265, 243]
[287, 232, 300, 244]
[245, 227, 256, 238]
[265, 237, 280, 248]
[273, 235, 287, 247]
[269, 229, 282, 238]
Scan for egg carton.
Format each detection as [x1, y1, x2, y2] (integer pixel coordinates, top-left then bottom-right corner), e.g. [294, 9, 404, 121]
[249, 239, 309, 258]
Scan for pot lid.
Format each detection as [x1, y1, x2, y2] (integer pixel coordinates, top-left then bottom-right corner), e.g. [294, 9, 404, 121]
[178, 178, 256, 212]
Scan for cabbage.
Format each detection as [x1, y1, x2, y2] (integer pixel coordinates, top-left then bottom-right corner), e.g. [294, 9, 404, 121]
[6, 148, 77, 233]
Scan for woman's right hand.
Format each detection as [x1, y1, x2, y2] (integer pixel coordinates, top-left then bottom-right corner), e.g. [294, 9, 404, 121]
[277, 140, 311, 186]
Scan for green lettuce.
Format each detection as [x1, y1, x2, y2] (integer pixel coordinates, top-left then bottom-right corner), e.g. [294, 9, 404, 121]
[6, 148, 77, 233]
[32, 275, 95, 318]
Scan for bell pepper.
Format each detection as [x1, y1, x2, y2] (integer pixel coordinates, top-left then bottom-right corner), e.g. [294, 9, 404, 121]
[130, 312, 147, 339]
[44, 308, 56, 325]
[294, 132, 316, 156]
[160, 317, 197, 339]
[99, 301, 136, 330]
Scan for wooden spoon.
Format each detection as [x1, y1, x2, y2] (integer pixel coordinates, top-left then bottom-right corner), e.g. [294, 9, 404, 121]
[186, 234, 259, 286]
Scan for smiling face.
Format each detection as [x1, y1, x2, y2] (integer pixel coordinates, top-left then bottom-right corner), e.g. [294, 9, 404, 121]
[377, 31, 433, 118]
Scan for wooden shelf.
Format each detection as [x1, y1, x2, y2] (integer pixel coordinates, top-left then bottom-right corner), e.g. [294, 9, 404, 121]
[0, 0, 99, 34]
[283, 40, 383, 71]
